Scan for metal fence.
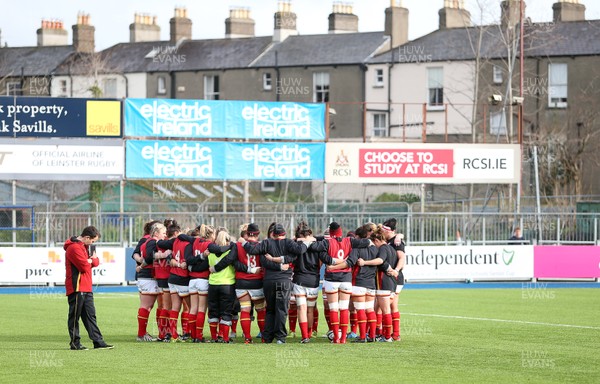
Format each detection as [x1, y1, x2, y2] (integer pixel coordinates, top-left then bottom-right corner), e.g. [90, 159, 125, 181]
[1, 205, 598, 246]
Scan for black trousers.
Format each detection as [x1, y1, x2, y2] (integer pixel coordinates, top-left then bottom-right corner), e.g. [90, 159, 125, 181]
[207, 284, 235, 324]
[263, 279, 292, 342]
[67, 292, 104, 348]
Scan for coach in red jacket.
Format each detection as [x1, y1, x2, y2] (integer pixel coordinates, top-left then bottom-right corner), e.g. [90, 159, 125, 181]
[65, 226, 113, 350]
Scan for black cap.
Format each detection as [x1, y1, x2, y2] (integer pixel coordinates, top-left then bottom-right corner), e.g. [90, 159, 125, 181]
[247, 223, 260, 236]
[273, 224, 286, 236]
[329, 221, 343, 238]
[382, 218, 397, 231]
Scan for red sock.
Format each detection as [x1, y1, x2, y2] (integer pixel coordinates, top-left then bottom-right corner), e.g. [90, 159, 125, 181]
[158, 308, 169, 339]
[188, 314, 197, 339]
[312, 307, 319, 333]
[209, 322, 218, 341]
[350, 311, 358, 334]
[137, 308, 150, 337]
[376, 313, 383, 335]
[240, 311, 252, 339]
[383, 313, 393, 339]
[169, 310, 179, 339]
[367, 311, 377, 339]
[324, 307, 332, 331]
[357, 309, 367, 340]
[257, 309, 266, 333]
[330, 310, 340, 342]
[299, 321, 309, 340]
[392, 312, 400, 340]
[288, 307, 297, 332]
[181, 311, 190, 335]
[155, 308, 161, 337]
[220, 324, 231, 342]
[196, 311, 206, 339]
[339, 309, 349, 343]
[231, 317, 238, 334]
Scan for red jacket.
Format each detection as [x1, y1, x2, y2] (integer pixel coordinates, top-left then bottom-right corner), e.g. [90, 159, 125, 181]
[64, 237, 99, 295]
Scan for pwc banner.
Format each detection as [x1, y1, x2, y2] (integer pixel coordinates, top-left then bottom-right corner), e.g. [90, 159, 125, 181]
[0, 247, 126, 284]
[126, 140, 325, 180]
[0, 96, 121, 138]
[124, 98, 326, 141]
[326, 143, 521, 184]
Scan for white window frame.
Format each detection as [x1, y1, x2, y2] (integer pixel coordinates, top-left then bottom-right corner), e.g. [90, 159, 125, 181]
[427, 67, 444, 110]
[313, 72, 330, 103]
[375, 69, 384, 87]
[157, 76, 167, 95]
[6, 81, 22, 96]
[548, 63, 567, 109]
[493, 65, 503, 84]
[372, 113, 387, 137]
[263, 73, 272, 91]
[490, 110, 507, 136]
[103, 78, 117, 98]
[59, 79, 68, 95]
[261, 181, 276, 192]
[204, 75, 220, 100]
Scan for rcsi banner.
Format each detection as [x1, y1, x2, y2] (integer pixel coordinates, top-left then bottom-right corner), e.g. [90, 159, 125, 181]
[0, 96, 121, 138]
[125, 98, 326, 141]
[225, 142, 325, 181]
[534, 246, 600, 279]
[0, 247, 126, 284]
[0, 140, 123, 180]
[326, 143, 521, 184]
[126, 140, 226, 179]
[404, 246, 533, 280]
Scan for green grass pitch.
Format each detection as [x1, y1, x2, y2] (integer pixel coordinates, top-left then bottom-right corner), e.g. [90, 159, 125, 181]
[1, 287, 598, 383]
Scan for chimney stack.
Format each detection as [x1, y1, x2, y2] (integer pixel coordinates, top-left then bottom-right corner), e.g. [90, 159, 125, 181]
[170, 7, 192, 44]
[225, 7, 255, 38]
[329, 2, 359, 34]
[439, 0, 472, 29]
[385, 0, 409, 49]
[501, 0, 525, 31]
[72, 12, 95, 53]
[553, 0, 586, 22]
[273, 1, 298, 42]
[130, 13, 160, 43]
[37, 19, 68, 46]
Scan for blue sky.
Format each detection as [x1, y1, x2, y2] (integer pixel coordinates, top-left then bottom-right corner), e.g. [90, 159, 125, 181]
[1, 0, 599, 50]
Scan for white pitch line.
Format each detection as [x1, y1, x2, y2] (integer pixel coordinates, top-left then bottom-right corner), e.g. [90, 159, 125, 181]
[403, 312, 600, 330]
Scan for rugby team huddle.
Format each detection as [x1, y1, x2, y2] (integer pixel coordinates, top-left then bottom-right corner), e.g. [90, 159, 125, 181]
[132, 217, 405, 344]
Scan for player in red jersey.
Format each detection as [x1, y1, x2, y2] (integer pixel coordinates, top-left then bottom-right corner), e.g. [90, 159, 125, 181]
[157, 223, 192, 342]
[151, 223, 172, 342]
[232, 223, 265, 344]
[382, 218, 406, 341]
[135, 222, 168, 342]
[309, 222, 370, 344]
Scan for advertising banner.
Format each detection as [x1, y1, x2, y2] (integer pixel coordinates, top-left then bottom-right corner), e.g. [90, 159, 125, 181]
[534, 246, 600, 279]
[126, 140, 325, 180]
[124, 98, 326, 141]
[403, 245, 534, 280]
[0, 247, 126, 284]
[326, 143, 521, 184]
[0, 140, 124, 180]
[0, 96, 121, 138]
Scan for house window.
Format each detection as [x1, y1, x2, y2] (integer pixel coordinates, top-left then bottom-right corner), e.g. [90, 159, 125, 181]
[157, 76, 167, 95]
[548, 63, 567, 108]
[204, 75, 220, 100]
[490, 111, 507, 136]
[373, 113, 387, 137]
[59, 80, 68, 95]
[103, 78, 117, 98]
[261, 181, 276, 192]
[493, 65, 503, 84]
[375, 69, 384, 87]
[427, 67, 444, 108]
[313, 72, 330, 103]
[6, 82, 22, 96]
[263, 73, 272, 91]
